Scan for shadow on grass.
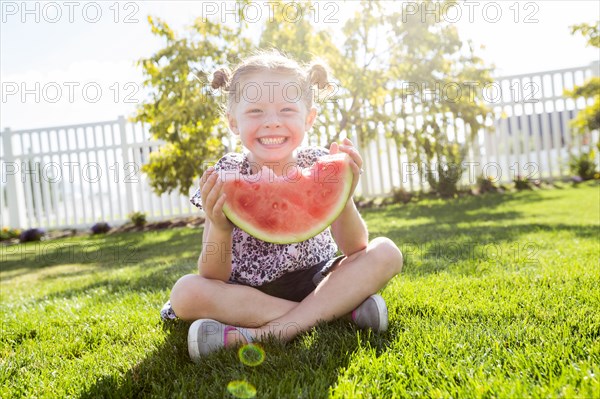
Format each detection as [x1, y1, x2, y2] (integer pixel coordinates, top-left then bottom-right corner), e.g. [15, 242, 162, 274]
[383, 222, 599, 276]
[36, 260, 195, 303]
[78, 319, 392, 398]
[361, 189, 555, 222]
[0, 228, 201, 275]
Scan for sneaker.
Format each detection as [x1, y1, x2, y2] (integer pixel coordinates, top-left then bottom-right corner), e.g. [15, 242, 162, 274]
[351, 294, 388, 332]
[188, 319, 254, 363]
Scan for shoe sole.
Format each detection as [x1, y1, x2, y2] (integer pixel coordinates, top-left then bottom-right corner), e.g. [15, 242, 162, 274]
[188, 319, 222, 363]
[371, 294, 389, 332]
[188, 319, 203, 362]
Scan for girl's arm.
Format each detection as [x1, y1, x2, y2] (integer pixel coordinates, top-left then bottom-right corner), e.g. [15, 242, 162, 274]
[198, 218, 233, 281]
[329, 139, 369, 255]
[331, 199, 368, 255]
[196, 167, 234, 281]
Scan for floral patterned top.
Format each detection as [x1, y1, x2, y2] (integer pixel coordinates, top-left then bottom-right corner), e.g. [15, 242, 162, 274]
[190, 146, 339, 286]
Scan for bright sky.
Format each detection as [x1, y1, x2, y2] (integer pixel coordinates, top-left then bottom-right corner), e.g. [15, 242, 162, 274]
[1, 0, 599, 130]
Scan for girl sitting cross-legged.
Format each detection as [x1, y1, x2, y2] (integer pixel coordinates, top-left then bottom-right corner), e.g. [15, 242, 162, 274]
[161, 51, 403, 363]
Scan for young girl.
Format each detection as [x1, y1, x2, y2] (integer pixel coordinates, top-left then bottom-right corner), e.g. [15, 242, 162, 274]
[163, 52, 403, 362]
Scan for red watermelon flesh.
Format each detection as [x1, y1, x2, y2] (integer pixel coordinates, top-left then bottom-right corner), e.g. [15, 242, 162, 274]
[221, 153, 353, 244]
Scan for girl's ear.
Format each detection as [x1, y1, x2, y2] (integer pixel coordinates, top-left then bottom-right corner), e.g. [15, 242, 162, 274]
[227, 113, 239, 135]
[305, 107, 317, 130]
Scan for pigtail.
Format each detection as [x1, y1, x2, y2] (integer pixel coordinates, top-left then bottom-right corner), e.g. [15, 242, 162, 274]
[211, 67, 231, 90]
[307, 62, 332, 90]
[307, 61, 334, 105]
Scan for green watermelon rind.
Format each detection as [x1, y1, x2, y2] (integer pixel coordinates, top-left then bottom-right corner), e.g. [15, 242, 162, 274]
[222, 154, 353, 244]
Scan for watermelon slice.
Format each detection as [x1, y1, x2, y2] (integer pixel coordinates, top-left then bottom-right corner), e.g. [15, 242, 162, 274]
[221, 153, 353, 244]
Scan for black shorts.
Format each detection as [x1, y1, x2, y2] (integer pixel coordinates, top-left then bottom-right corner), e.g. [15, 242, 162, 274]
[253, 255, 345, 302]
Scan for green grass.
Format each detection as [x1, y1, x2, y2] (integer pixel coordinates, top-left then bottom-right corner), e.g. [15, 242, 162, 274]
[2, 182, 599, 398]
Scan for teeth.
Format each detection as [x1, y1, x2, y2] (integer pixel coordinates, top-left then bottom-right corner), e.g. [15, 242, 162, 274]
[259, 137, 286, 145]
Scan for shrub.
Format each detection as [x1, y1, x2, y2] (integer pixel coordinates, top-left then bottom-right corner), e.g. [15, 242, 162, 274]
[477, 175, 498, 193]
[426, 143, 467, 198]
[90, 222, 111, 234]
[129, 211, 147, 227]
[391, 187, 413, 204]
[19, 228, 45, 243]
[1, 227, 20, 241]
[569, 150, 598, 181]
[427, 161, 464, 198]
[514, 175, 532, 190]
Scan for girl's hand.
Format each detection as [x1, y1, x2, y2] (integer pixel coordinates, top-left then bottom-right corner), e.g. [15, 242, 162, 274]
[329, 137, 363, 200]
[199, 167, 233, 233]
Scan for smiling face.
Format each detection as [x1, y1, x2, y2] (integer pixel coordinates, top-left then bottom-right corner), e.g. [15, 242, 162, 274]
[227, 72, 317, 172]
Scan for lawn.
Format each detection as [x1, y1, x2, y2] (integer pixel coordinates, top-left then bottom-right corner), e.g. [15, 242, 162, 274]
[1, 182, 599, 398]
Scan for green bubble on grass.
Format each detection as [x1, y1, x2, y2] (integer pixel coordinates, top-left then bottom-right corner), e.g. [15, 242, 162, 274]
[227, 380, 257, 398]
[238, 343, 265, 367]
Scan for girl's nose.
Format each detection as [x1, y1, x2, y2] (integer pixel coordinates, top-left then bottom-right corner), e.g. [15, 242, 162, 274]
[263, 114, 281, 128]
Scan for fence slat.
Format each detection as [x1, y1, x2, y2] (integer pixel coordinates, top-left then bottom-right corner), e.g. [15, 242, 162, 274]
[2, 128, 24, 228]
[119, 116, 135, 218]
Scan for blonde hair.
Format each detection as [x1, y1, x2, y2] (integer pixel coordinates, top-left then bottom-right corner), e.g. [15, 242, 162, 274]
[211, 50, 332, 113]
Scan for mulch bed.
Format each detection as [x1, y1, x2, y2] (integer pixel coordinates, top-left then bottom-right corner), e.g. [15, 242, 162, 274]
[108, 216, 205, 234]
[1, 216, 205, 246]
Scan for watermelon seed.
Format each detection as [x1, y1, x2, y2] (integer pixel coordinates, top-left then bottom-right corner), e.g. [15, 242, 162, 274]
[272, 202, 278, 209]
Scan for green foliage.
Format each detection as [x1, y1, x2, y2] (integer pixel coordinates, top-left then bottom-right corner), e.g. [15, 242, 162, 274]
[513, 175, 533, 190]
[426, 142, 467, 198]
[384, 1, 492, 196]
[570, 22, 600, 48]
[391, 187, 413, 204]
[476, 174, 498, 193]
[128, 211, 147, 227]
[569, 150, 598, 180]
[565, 76, 600, 133]
[1, 227, 20, 241]
[134, 13, 252, 194]
[565, 21, 600, 135]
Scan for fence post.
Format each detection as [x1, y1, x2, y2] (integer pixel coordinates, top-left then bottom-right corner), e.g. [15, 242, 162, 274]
[2, 127, 25, 228]
[353, 126, 369, 197]
[118, 116, 135, 216]
[591, 60, 600, 77]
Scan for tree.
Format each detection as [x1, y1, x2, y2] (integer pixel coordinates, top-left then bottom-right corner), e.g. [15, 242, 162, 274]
[565, 22, 600, 136]
[137, 0, 493, 197]
[564, 21, 599, 180]
[134, 14, 251, 194]
[266, 0, 493, 196]
[385, 1, 493, 196]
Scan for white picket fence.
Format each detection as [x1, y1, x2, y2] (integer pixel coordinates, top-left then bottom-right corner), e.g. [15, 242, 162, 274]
[350, 62, 600, 195]
[1, 62, 599, 230]
[1, 116, 199, 230]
